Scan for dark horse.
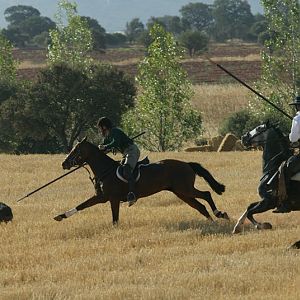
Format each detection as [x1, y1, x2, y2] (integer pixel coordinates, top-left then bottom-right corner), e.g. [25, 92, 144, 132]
[54, 137, 229, 224]
[233, 122, 300, 233]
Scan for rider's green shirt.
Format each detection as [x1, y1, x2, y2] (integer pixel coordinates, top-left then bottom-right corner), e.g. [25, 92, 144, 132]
[102, 127, 133, 153]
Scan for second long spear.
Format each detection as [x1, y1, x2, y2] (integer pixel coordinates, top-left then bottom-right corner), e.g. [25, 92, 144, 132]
[206, 57, 293, 121]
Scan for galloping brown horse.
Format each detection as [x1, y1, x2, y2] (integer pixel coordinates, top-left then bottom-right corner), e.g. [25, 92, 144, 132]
[54, 138, 229, 224]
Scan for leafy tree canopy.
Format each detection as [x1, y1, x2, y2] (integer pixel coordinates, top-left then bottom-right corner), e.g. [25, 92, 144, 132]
[0, 63, 136, 153]
[4, 5, 40, 26]
[250, 0, 300, 131]
[0, 34, 18, 82]
[48, 0, 93, 71]
[180, 2, 214, 32]
[213, 0, 254, 41]
[179, 30, 209, 56]
[125, 18, 145, 42]
[123, 24, 202, 151]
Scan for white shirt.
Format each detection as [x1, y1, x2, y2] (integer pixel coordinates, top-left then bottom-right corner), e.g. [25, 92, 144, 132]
[289, 112, 300, 143]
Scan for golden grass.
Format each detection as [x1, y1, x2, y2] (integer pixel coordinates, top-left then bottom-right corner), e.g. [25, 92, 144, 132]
[0, 152, 299, 299]
[182, 54, 261, 63]
[192, 84, 251, 137]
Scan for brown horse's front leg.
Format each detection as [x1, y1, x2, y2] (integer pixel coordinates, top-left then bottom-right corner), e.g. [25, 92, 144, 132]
[110, 200, 120, 225]
[54, 194, 106, 221]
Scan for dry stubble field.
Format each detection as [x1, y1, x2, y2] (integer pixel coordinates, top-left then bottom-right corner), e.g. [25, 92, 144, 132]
[0, 151, 299, 299]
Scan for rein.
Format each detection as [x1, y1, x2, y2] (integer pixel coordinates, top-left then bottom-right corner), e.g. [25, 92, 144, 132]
[82, 165, 95, 184]
[82, 164, 114, 185]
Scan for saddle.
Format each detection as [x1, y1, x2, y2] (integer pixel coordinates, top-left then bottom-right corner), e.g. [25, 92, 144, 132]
[116, 156, 150, 183]
[267, 161, 300, 204]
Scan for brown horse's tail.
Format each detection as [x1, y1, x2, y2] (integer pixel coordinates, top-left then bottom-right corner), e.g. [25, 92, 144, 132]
[188, 162, 225, 195]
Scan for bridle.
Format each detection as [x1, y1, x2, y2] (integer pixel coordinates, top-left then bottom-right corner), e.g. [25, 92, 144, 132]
[244, 125, 270, 146]
[66, 147, 84, 168]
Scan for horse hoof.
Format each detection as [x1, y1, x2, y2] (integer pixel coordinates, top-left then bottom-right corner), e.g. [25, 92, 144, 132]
[222, 212, 230, 220]
[54, 215, 63, 222]
[288, 241, 300, 249]
[256, 222, 272, 230]
[261, 222, 272, 230]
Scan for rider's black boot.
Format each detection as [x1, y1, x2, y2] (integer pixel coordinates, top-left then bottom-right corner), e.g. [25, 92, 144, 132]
[127, 177, 136, 207]
[123, 164, 137, 207]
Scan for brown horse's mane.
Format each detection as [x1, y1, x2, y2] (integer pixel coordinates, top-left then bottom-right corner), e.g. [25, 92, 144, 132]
[82, 139, 118, 166]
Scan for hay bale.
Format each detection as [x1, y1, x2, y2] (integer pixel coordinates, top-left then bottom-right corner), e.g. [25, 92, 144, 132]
[209, 135, 224, 151]
[184, 145, 213, 152]
[233, 140, 244, 151]
[197, 145, 213, 152]
[217, 133, 239, 152]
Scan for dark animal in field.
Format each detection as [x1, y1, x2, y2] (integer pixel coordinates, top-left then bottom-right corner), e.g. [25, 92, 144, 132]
[0, 202, 13, 223]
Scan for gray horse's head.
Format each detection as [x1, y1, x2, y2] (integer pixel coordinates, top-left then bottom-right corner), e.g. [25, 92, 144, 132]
[241, 122, 271, 148]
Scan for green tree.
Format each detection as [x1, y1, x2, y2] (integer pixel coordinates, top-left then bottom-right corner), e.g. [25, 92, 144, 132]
[146, 16, 186, 36]
[250, 0, 300, 130]
[105, 32, 127, 47]
[3, 5, 55, 47]
[0, 63, 136, 153]
[179, 30, 209, 56]
[125, 18, 145, 43]
[0, 34, 18, 82]
[212, 0, 254, 41]
[4, 5, 40, 25]
[81, 16, 106, 50]
[19, 16, 55, 40]
[48, 0, 93, 71]
[123, 24, 202, 151]
[180, 3, 214, 32]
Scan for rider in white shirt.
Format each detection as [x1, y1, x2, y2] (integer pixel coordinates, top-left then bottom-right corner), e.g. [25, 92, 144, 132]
[274, 95, 300, 213]
[289, 111, 300, 143]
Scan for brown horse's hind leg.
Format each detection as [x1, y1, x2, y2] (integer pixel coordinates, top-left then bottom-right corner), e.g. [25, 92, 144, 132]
[175, 193, 213, 221]
[191, 188, 229, 220]
[54, 195, 106, 221]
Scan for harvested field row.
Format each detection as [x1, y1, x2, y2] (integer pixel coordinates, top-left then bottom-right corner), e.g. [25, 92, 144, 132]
[13, 43, 261, 63]
[17, 60, 262, 84]
[14, 44, 263, 84]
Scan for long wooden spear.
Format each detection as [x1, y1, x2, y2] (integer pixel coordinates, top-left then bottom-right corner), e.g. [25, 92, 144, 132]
[16, 131, 146, 202]
[206, 57, 293, 120]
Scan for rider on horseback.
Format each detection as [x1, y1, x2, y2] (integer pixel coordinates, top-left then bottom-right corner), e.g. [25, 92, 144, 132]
[273, 95, 300, 213]
[97, 117, 140, 207]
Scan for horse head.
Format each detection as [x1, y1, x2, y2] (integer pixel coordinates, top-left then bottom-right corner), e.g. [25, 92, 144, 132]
[241, 121, 272, 148]
[242, 121, 291, 174]
[62, 137, 103, 170]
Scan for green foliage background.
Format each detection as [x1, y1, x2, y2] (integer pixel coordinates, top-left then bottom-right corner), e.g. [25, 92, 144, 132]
[123, 24, 202, 151]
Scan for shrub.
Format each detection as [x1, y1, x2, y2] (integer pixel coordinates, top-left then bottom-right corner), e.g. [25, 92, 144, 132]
[219, 109, 258, 138]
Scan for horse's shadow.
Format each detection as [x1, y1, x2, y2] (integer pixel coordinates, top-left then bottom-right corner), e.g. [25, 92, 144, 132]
[164, 219, 240, 236]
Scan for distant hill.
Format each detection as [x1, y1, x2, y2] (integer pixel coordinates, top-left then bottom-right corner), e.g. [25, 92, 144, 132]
[0, 0, 263, 32]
